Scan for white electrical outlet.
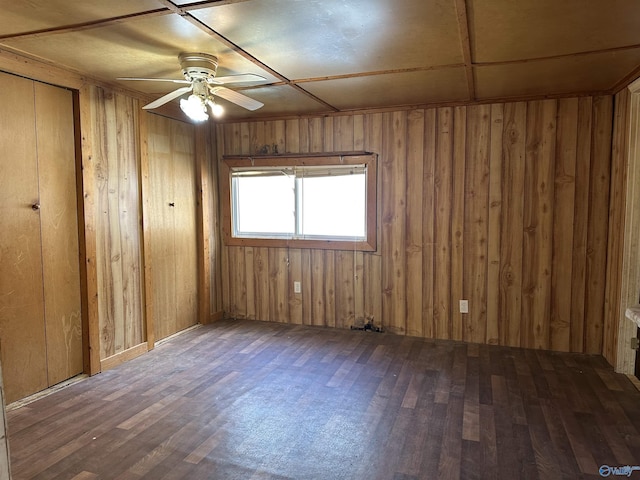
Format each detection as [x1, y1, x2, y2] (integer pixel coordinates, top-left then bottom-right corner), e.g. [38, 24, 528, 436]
[294, 281, 301, 293]
[459, 300, 469, 314]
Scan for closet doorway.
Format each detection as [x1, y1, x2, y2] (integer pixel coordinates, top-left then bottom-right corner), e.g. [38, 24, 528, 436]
[0, 72, 83, 404]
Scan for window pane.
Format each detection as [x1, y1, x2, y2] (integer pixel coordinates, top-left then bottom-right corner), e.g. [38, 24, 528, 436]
[234, 175, 295, 235]
[300, 173, 366, 238]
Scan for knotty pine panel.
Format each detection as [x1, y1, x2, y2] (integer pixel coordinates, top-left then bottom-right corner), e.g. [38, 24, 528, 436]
[218, 97, 614, 354]
[522, 100, 556, 350]
[499, 102, 526, 347]
[569, 98, 592, 353]
[85, 85, 145, 361]
[585, 96, 613, 354]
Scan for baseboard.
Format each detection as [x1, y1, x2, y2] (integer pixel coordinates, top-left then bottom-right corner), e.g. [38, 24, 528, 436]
[100, 342, 149, 372]
[203, 311, 224, 324]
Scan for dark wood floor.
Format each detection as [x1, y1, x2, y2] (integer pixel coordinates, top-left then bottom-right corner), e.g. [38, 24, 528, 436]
[6, 319, 640, 479]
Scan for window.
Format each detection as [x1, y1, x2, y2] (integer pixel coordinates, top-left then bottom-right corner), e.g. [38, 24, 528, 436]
[221, 153, 377, 251]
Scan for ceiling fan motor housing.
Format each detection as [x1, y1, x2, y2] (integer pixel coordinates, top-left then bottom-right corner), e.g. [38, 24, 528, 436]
[179, 52, 219, 81]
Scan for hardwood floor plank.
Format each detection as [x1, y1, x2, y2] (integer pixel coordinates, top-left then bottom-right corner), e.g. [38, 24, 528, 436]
[479, 404, 498, 479]
[460, 439, 482, 480]
[6, 319, 640, 480]
[71, 472, 99, 480]
[539, 401, 582, 478]
[560, 408, 600, 476]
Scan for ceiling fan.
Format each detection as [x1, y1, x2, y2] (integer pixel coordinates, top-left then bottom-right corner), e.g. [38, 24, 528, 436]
[118, 52, 266, 121]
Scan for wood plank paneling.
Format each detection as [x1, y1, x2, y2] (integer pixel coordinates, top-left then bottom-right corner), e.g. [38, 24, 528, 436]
[486, 103, 504, 345]
[463, 105, 490, 344]
[500, 102, 526, 348]
[244, 247, 256, 320]
[434, 107, 454, 340]
[422, 109, 437, 339]
[324, 251, 336, 328]
[522, 100, 556, 350]
[288, 248, 303, 325]
[551, 98, 579, 352]
[609, 80, 640, 373]
[603, 88, 631, 367]
[210, 124, 224, 317]
[334, 250, 354, 329]
[87, 86, 145, 361]
[146, 114, 198, 341]
[228, 246, 246, 319]
[217, 97, 616, 355]
[571, 97, 594, 353]
[365, 113, 384, 329]
[78, 85, 101, 375]
[269, 248, 289, 323]
[406, 110, 425, 337]
[381, 112, 407, 334]
[195, 123, 212, 325]
[311, 250, 326, 327]
[254, 247, 270, 322]
[451, 107, 467, 342]
[585, 96, 613, 354]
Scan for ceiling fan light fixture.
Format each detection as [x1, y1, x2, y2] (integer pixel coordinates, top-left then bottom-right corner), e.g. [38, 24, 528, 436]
[123, 53, 265, 116]
[207, 99, 224, 118]
[180, 94, 208, 122]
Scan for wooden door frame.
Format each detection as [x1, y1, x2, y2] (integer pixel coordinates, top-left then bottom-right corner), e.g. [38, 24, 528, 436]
[615, 77, 640, 374]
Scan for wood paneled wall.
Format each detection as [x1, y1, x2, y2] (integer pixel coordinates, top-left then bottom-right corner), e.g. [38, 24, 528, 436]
[203, 124, 224, 318]
[78, 82, 222, 372]
[603, 88, 631, 369]
[144, 113, 199, 342]
[80, 85, 146, 364]
[604, 81, 640, 374]
[216, 97, 614, 353]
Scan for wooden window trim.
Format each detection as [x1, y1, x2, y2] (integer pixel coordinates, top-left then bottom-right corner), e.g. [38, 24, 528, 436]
[221, 152, 377, 251]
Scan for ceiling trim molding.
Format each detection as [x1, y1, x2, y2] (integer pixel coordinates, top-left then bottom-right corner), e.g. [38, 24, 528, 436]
[474, 43, 640, 68]
[453, 0, 475, 101]
[0, 9, 170, 41]
[613, 65, 640, 94]
[290, 63, 466, 85]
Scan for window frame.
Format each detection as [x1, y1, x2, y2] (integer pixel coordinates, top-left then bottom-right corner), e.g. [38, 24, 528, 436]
[221, 152, 377, 251]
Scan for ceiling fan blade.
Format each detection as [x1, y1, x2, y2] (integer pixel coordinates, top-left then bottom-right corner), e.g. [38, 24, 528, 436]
[118, 77, 191, 84]
[211, 87, 264, 111]
[143, 86, 193, 110]
[209, 73, 267, 85]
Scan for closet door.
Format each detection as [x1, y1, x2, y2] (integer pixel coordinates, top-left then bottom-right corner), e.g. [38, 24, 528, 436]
[34, 82, 83, 386]
[0, 73, 82, 403]
[171, 120, 198, 334]
[0, 74, 49, 403]
[148, 115, 177, 341]
[147, 114, 198, 341]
